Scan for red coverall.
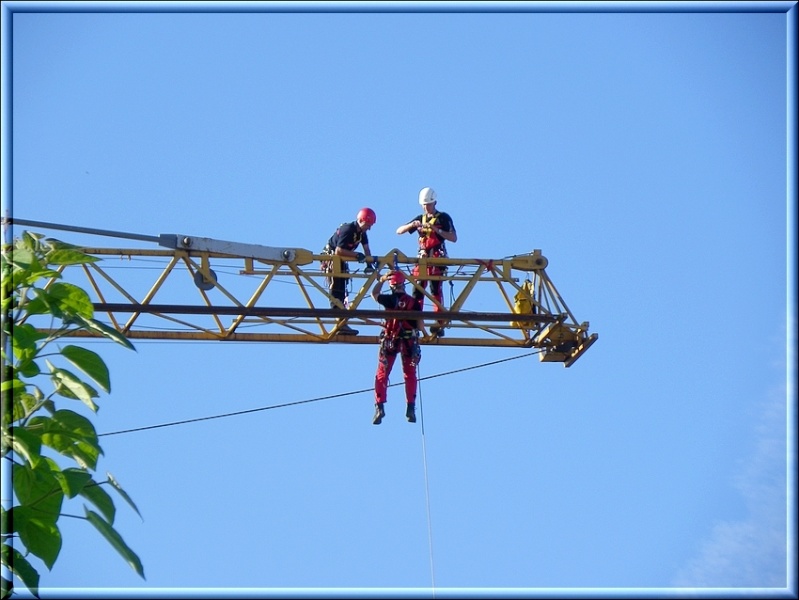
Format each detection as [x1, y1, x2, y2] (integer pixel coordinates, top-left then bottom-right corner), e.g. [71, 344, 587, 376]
[374, 291, 422, 407]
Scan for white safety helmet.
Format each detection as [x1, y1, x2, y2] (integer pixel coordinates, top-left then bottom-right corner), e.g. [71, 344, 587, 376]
[418, 187, 437, 205]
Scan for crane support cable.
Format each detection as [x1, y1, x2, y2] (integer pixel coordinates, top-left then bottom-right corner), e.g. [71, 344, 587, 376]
[97, 352, 538, 438]
[6, 217, 161, 244]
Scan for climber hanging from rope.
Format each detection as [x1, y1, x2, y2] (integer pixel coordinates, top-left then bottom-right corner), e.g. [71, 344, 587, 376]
[370, 266, 428, 425]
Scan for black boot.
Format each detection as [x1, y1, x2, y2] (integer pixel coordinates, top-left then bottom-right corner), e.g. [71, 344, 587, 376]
[406, 404, 416, 423]
[373, 403, 385, 425]
[336, 319, 359, 336]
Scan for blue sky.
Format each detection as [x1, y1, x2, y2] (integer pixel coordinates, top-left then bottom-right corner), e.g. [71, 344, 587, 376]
[2, 1, 796, 598]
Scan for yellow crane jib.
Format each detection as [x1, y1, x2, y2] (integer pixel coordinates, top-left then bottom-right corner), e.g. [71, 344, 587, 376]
[5, 218, 598, 366]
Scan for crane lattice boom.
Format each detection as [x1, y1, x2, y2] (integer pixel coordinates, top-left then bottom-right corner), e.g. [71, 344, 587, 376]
[9, 221, 598, 366]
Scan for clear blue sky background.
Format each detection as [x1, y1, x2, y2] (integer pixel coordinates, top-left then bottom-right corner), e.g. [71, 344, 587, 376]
[2, 1, 795, 598]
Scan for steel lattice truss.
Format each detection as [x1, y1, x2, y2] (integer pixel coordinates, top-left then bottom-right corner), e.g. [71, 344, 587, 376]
[31, 231, 597, 367]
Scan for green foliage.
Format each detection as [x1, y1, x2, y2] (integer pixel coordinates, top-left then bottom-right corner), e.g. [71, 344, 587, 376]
[1, 232, 143, 598]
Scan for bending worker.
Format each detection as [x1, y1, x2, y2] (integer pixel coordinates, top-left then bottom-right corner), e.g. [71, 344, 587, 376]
[322, 208, 377, 335]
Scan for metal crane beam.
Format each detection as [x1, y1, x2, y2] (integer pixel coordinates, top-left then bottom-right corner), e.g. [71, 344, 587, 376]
[7, 220, 597, 366]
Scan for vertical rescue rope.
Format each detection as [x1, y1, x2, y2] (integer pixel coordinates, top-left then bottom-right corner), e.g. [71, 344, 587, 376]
[416, 364, 437, 593]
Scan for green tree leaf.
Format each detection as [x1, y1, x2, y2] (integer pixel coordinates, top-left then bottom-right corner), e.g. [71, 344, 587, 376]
[1, 376, 25, 396]
[69, 314, 136, 351]
[46, 360, 99, 411]
[12, 382, 43, 415]
[6, 247, 37, 272]
[60, 345, 111, 393]
[4, 377, 38, 425]
[11, 323, 46, 378]
[11, 323, 47, 352]
[1, 544, 40, 598]
[15, 353, 41, 378]
[12, 506, 62, 570]
[27, 410, 102, 471]
[52, 467, 92, 499]
[106, 473, 143, 520]
[47, 248, 99, 266]
[6, 426, 43, 469]
[22, 268, 63, 287]
[80, 480, 116, 524]
[25, 282, 94, 319]
[11, 462, 64, 520]
[85, 509, 145, 579]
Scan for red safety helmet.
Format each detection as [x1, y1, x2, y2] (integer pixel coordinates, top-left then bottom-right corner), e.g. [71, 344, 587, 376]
[389, 270, 406, 287]
[357, 207, 377, 226]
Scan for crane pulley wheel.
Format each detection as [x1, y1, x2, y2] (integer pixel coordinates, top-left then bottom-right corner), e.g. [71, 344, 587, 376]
[193, 268, 217, 291]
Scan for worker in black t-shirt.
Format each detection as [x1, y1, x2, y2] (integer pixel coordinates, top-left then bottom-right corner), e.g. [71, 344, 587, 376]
[321, 207, 377, 336]
[396, 187, 457, 337]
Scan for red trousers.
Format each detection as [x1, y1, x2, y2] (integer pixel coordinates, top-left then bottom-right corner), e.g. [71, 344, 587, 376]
[374, 342, 417, 405]
[412, 263, 445, 311]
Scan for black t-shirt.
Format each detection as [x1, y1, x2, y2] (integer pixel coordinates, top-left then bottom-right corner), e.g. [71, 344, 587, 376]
[326, 221, 368, 252]
[403, 211, 455, 252]
[377, 291, 422, 331]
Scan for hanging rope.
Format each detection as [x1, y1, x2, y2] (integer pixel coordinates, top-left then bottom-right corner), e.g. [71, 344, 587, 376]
[416, 362, 437, 593]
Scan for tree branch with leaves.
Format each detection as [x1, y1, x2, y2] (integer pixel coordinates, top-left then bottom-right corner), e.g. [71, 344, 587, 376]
[1, 232, 143, 598]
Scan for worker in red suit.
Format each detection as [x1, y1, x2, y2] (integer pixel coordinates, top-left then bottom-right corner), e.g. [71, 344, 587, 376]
[371, 269, 427, 425]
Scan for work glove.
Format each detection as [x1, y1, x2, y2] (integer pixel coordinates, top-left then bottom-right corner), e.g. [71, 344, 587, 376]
[364, 260, 378, 274]
[355, 252, 366, 263]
